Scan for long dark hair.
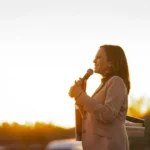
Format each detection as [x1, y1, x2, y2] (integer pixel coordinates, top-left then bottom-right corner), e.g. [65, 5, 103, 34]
[100, 45, 131, 94]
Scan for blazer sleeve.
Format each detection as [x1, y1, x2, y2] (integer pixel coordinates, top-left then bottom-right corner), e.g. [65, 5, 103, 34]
[75, 76, 127, 123]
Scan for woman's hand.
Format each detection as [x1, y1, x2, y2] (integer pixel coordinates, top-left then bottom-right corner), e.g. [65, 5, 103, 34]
[75, 77, 87, 92]
[68, 77, 86, 99]
[68, 85, 83, 99]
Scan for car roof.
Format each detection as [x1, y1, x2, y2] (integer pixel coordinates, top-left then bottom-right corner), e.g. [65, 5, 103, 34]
[46, 138, 82, 149]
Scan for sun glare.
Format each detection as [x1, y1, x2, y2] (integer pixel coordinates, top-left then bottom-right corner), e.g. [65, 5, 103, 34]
[128, 97, 150, 118]
[0, 0, 150, 128]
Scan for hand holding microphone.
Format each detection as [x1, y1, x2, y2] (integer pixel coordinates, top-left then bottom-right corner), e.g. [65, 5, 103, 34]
[68, 68, 93, 99]
[75, 68, 93, 91]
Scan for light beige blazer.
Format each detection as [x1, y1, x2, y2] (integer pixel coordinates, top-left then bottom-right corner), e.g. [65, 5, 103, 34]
[75, 76, 129, 150]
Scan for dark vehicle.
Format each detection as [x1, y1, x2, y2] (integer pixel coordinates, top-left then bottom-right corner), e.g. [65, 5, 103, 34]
[46, 116, 150, 150]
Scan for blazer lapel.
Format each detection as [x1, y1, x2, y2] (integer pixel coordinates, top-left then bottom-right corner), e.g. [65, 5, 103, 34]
[92, 76, 112, 97]
[91, 82, 105, 97]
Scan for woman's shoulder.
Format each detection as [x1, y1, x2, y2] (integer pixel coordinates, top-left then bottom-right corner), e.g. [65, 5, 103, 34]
[107, 75, 125, 86]
[105, 76, 127, 93]
[109, 75, 123, 81]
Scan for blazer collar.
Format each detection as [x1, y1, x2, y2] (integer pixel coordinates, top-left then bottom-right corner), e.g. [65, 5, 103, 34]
[91, 76, 113, 97]
[91, 82, 105, 97]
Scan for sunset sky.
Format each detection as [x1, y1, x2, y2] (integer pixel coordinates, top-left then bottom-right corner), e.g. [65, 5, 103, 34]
[0, 0, 150, 128]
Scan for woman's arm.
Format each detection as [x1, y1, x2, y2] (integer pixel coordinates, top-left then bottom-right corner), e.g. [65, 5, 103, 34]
[75, 76, 127, 123]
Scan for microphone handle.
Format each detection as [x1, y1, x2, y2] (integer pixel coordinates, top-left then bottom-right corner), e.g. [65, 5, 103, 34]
[80, 79, 86, 92]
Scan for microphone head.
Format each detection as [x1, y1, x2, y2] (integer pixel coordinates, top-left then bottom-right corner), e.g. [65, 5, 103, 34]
[82, 68, 94, 81]
[87, 68, 94, 76]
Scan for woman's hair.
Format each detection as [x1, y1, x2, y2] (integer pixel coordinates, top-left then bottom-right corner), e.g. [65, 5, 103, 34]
[100, 44, 131, 94]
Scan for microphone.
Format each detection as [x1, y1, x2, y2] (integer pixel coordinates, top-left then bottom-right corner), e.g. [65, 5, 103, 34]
[74, 68, 93, 141]
[82, 68, 94, 81]
[74, 68, 93, 92]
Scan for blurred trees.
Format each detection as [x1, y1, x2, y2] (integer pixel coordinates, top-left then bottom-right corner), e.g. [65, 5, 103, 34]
[0, 122, 75, 146]
[0, 96, 150, 148]
[128, 96, 150, 119]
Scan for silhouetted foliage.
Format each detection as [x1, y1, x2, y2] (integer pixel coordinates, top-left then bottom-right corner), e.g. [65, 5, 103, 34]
[128, 96, 150, 119]
[0, 122, 75, 147]
[0, 96, 150, 149]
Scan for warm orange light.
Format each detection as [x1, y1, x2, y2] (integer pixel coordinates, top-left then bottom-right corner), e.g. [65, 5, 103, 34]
[127, 97, 150, 118]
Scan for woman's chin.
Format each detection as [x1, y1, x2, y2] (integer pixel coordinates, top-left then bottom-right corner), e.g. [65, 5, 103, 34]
[94, 68, 98, 73]
[94, 67, 101, 74]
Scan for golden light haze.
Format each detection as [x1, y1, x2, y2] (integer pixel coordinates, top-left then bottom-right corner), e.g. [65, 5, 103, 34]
[0, 0, 150, 127]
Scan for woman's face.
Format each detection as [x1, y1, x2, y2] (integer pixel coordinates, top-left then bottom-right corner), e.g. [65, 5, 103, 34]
[93, 47, 110, 76]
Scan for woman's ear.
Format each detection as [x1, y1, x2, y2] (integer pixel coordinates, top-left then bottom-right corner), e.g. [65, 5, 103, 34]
[108, 62, 115, 73]
[108, 62, 113, 68]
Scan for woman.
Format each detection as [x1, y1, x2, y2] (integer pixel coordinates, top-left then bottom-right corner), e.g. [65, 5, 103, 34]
[68, 45, 130, 150]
